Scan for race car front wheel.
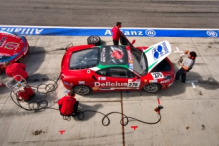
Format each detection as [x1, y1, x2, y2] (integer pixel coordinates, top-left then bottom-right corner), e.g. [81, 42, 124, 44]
[143, 84, 161, 93]
[87, 36, 101, 46]
[73, 85, 91, 95]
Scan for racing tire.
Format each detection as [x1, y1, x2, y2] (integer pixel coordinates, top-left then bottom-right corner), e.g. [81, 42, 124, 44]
[73, 85, 92, 95]
[143, 83, 161, 93]
[87, 36, 101, 46]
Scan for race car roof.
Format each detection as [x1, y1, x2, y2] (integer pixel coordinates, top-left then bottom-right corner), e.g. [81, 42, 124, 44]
[99, 46, 128, 66]
[69, 45, 129, 70]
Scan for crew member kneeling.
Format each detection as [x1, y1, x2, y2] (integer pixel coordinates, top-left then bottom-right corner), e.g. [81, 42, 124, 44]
[175, 51, 197, 83]
[58, 90, 79, 117]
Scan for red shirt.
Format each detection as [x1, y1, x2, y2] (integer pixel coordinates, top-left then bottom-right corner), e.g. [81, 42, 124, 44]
[5, 63, 28, 81]
[58, 95, 76, 116]
[111, 26, 121, 41]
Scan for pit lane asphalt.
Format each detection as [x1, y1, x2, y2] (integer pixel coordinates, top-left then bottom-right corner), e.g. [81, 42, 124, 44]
[1, 0, 219, 28]
[0, 36, 219, 146]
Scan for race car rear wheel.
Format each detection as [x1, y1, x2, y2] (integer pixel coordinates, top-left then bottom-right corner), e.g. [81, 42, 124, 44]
[73, 85, 91, 95]
[143, 84, 161, 93]
[87, 36, 101, 46]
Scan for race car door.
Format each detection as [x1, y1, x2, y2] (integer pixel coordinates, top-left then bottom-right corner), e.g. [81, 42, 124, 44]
[105, 67, 140, 91]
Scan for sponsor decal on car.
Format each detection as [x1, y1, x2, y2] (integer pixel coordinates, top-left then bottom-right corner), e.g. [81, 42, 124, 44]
[160, 79, 170, 84]
[4, 42, 19, 50]
[101, 47, 106, 62]
[0, 37, 7, 47]
[151, 72, 164, 79]
[128, 63, 133, 71]
[128, 79, 140, 87]
[98, 77, 106, 80]
[149, 80, 158, 83]
[92, 87, 99, 90]
[127, 50, 133, 63]
[64, 81, 69, 85]
[78, 81, 85, 84]
[95, 81, 128, 87]
[152, 42, 169, 61]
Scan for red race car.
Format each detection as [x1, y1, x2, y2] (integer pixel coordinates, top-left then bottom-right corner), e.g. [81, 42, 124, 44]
[0, 31, 29, 70]
[60, 35, 175, 95]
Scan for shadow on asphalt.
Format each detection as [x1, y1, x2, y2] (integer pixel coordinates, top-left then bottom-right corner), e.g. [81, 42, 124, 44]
[74, 103, 104, 121]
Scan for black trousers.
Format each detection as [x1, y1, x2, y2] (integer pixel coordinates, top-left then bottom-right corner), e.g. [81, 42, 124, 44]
[113, 40, 119, 45]
[59, 101, 79, 116]
[175, 68, 186, 83]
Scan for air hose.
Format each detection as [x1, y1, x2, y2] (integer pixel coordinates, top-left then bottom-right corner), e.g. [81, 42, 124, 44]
[10, 75, 60, 112]
[9, 75, 163, 126]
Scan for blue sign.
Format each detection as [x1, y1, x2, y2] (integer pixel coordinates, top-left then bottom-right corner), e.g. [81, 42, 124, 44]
[0, 25, 219, 37]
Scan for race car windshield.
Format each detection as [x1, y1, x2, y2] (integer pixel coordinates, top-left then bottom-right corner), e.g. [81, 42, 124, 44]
[131, 47, 148, 76]
[69, 47, 99, 69]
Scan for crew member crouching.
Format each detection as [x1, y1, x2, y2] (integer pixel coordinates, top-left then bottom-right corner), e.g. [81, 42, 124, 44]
[58, 90, 79, 117]
[4, 62, 28, 82]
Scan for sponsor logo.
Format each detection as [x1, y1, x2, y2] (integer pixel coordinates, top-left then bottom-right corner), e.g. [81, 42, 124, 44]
[104, 30, 143, 36]
[152, 42, 169, 61]
[98, 77, 106, 80]
[149, 80, 158, 83]
[4, 42, 19, 50]
[92, 87, 99, 90]
[160, 79, 170, 84]
[78, 81, 85, 84]
[127, 50, 133, 63]
[0, 37, 7, 47]
[145, 29, 156, 37]
[129, 63, 133, 70]
[0, 28, 44, 35]
[95, 82, 128, 87]
[101, 47, 106, 62]
[206, 31, 218, 37]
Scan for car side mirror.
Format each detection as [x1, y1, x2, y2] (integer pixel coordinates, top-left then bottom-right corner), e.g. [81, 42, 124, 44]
[131, 40, 136, 45]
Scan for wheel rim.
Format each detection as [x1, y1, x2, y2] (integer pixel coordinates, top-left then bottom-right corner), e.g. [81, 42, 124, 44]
[74, 86, 90, 95]
[89, 36, 99, 43]
[144, 84, 159, 93]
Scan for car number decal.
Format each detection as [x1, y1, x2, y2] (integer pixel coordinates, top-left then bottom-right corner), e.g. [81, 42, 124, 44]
[4, 42, 19, 50]
[151, 72, 164, 79]
[128, 79, 140, 87]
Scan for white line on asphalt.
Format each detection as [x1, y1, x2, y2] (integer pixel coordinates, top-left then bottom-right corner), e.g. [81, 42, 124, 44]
[191, 82, 196, 88]
[174, 47, 184, 53]
[186, 80, 198, 83]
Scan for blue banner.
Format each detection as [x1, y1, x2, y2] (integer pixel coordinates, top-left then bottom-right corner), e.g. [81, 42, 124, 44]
[0, 25, 219, 37]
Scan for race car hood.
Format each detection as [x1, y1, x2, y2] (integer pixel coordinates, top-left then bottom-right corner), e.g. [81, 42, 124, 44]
[0, 31, 25, 57]
[143, 40, 172, 72]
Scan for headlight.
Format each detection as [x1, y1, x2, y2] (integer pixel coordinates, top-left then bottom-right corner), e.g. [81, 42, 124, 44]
[164, 75, 171, 80]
